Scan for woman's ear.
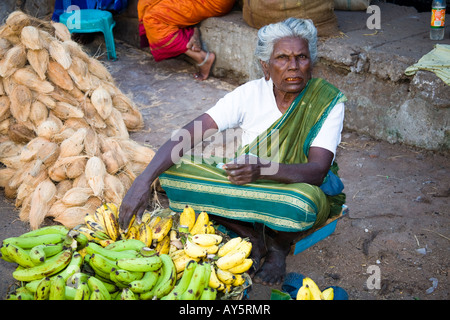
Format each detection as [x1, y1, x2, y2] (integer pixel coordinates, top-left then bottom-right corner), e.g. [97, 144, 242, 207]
[260, 60, 270, 80]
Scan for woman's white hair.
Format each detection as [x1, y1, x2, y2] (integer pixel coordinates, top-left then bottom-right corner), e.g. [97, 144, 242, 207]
[255, 18, 318, 64]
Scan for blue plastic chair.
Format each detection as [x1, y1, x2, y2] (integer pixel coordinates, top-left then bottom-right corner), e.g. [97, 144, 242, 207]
[59, 8, 117, 60]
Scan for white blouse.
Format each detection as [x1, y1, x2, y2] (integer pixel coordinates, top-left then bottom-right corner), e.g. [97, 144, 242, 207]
[206, 77, 345, 160]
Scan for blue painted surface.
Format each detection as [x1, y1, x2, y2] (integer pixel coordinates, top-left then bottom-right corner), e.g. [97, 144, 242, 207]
[293, 205, 348, 255]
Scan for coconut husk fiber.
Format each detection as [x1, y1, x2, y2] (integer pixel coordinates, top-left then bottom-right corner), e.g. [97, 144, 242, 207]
[0, 11, 154, 230]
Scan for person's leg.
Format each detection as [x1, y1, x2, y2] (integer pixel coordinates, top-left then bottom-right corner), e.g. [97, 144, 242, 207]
[253, 229, 302, 285]
[184, 48, 215, 81]
[209, 215, 267, 275]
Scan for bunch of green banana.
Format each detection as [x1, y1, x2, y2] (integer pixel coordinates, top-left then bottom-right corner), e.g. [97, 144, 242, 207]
[296, 277, 334, 300]
[160, 260, 215, 300]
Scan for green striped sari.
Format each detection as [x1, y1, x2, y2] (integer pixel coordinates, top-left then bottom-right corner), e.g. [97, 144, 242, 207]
[159, 78, 347, 232]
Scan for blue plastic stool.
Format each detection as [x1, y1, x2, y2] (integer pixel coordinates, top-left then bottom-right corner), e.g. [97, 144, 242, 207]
[59, 9, 117, 60]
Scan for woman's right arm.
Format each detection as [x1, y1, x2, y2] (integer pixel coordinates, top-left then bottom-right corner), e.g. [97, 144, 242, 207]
[118, 113, 218, 230]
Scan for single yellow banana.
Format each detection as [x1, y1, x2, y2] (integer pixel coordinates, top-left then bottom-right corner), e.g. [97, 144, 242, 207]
[173, 252, 199, 274]
[227, 258, 253, 274]
[93, 207, 106, 229]
[207, 221, 215, 234]
[302, 277, 323, 300]
[102, 204, 120, 241]
[232, 273, 246, 287]
[170, 249, 186, 261]
[189, 211, 209, 235]
[184, 240, 207, 259]
[228, 240, 252, 258]
[191, 234, 222, 246]
[152, 216, 173, 242]
[216, 250, 247, 270]
[105, 202, 119, 218]
[179, 205, 196, 231]
[322, 287, 334, 300]
[217, 237, 242, 257]
[201, 244, 219, 254]
[141, 211, 152, 224]
[126, 225, 139, 240]
[148, 216, 161, 229]
[84, 214, 108, 235]
[138, 222, 153, 247]
[208, 264, 226, 291]
[215, 268, 235, 285]
[296, 284, 312, 300]
[155, 235, 170, 255]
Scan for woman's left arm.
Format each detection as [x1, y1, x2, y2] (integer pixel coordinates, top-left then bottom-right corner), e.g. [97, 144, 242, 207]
[224, 146, 333, 186]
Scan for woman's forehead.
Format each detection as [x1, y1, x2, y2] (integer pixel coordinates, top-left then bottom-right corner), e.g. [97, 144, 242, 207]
[273, 37, 309, 52]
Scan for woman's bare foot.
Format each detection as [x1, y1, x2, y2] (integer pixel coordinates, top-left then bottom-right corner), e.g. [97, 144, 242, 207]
[193, 51, 215, 81]
[252, 246, 288, 285]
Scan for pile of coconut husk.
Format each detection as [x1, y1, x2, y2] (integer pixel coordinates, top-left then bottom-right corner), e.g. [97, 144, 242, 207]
[0, 11, 155, 230]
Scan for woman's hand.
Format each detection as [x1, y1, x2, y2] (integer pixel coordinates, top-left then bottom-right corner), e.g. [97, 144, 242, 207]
[118, 174, 153, 231]
[223, 155, 265, 185]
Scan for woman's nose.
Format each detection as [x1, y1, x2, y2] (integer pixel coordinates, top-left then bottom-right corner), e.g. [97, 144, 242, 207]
[287, 56, 299, 69]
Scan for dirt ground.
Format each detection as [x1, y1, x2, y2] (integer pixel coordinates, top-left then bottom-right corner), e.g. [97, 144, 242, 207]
[0, 39, 448, 301]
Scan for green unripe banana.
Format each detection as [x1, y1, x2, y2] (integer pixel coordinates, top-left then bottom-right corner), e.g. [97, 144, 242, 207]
[12, 248, 73, 282]
[152, 254, 177, 299]
[73, 281, 90, 300]
[89, 253, 117, 275]
[14, 287, 34, 300]
[90, 289, 105, 300]
[200, 286, 217, 300]
[49, 275, 66, 300]
[113, 269, 144, 284]
[121, 288, 137, 300]
[5, 243, 35, 268]
[104, 239, 146, 252]
[54, 251, 83, 282]
[129, 270, 160, 294]
[3, 233, 65, 249]
[116, 255, 162, 272]
[180, 262, 211, 300]
[0, 245, 14, 262]
[85, 242, 138, 261]
[161, 260, 198, 300]
[29, 245, 46, 264]
[18, 225, 69, 238]
[35, 277, 51, 300]
[67, 272, 90, 288]
[88, 276, 111, 300]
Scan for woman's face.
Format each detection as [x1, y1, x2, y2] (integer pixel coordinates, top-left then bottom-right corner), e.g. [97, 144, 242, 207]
[262, 36, 312, 96]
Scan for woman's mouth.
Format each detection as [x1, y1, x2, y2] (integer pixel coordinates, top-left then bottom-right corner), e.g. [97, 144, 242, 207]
[285, 77, 302, 82]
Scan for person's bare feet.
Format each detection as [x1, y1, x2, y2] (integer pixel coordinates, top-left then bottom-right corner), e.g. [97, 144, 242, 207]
[193, 51, 215, 81]
[252, 246, 287, 285]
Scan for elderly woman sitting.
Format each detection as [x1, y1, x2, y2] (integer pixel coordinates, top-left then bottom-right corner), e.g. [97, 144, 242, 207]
[119, 18, 347, 286]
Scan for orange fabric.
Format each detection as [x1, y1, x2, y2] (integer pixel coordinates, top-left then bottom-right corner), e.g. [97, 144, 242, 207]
[138, 0, 235, 60]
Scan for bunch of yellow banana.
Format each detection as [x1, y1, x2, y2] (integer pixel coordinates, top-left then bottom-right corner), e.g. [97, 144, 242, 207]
[80, 202, 120, 246]
[123, 210, 174, 255]
[179, 206, 215, 235]
[296, 277, 334, 300]
[209, 237, 253, 292]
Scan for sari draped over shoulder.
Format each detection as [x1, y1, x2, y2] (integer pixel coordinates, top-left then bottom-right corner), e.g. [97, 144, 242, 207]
[159, 78, 347, 232]
[137, 0, 235, 61]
